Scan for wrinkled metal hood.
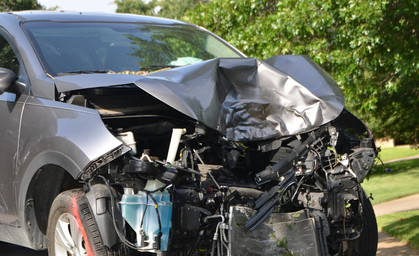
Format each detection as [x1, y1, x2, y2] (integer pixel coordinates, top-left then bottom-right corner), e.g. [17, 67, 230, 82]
[54, 55, 344, 141]
[53, 73, 141, 92]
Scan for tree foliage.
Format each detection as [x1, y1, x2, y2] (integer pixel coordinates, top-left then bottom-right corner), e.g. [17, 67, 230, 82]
[114, 0, 205, 19]
[0, 0, 42, 11]
[89, 0, 419, 145]
[184, 0, 418, 145]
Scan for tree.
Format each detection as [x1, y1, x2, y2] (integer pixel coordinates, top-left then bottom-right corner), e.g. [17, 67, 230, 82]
[115, 0, 205, 20]
[114, 0, 155, 16]
[0, 0, 42, 11]
[184, 0, 418, 145]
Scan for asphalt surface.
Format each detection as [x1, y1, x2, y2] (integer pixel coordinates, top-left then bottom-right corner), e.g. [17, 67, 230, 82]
[377, 231, 419, 256]
[374, 194, 419, 217]
[0, 242, 47, 255]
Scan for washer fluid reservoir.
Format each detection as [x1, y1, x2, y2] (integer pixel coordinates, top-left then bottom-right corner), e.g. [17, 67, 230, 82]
[120, 187, 172, 252]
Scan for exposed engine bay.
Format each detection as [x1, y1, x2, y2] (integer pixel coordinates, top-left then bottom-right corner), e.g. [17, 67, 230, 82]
[63, 84, 377, 256]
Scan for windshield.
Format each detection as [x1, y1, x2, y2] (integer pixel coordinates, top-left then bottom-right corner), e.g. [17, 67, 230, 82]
[23, 22, 242, 76]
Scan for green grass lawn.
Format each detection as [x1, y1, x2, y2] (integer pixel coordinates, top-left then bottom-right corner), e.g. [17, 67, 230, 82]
[366, 148, 419, 250]
[362, 159, 419, 205]
[377, 210, 419, 250]
[378, 147, 419, 162]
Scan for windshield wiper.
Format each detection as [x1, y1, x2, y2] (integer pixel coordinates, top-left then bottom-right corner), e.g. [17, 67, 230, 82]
[57, 70, 111, 76]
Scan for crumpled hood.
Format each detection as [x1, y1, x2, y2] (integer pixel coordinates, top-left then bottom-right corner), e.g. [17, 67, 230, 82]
[54, 55, 344, 141]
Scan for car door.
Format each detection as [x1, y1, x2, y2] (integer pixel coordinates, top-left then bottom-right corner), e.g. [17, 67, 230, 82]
[0, 28, 28, 226]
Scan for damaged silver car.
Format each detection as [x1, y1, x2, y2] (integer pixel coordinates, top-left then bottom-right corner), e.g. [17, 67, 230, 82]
[0, 11, 378, 256]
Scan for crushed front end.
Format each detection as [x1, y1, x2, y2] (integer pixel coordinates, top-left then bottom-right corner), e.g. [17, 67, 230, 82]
[67, 56, 378, 255]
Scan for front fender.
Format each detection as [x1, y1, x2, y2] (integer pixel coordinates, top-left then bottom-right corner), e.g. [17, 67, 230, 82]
[16, 97, 124, 229]
[18, 97, 123, 174]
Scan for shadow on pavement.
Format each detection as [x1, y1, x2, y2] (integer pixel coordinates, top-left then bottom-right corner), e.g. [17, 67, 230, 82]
[2, 231, 419, 255]
[0, 242, 48, 256]
[377, 231, 419, 256]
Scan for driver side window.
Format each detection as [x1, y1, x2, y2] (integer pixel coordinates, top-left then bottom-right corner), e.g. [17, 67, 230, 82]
[0, 31, 20, 75]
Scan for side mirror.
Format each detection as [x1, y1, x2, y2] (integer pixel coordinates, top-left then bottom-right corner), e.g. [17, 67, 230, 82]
[0, 68, 18, 95]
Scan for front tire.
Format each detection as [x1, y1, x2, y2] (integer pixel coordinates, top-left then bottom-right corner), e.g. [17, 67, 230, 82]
[47, 189, 110, 256]
[347, 191, 378, 256]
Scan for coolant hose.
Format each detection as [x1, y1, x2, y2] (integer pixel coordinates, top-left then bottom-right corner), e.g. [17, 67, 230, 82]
[228, 187, 264, 199]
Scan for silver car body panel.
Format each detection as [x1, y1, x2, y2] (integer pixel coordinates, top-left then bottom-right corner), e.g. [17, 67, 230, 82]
[16, 96, 123, 205]
[0, 95, 124, 247]
[0, 92, 28, 226]
[137, 55, 344, 141]
[53, 55, 344, 142]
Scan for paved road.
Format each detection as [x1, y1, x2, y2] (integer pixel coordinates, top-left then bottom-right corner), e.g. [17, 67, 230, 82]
[374, 194, 419, 217]
[0, 242, 47, 256]
[374, 193, 419, 256]
[377, 232, 419, 256]
[383, 154, 419, 164]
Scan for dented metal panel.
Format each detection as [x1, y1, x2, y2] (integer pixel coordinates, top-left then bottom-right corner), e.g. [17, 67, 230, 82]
[54, 55, 344, 141]
[55, 55, 344, 141]
[135, 55, 344, 141]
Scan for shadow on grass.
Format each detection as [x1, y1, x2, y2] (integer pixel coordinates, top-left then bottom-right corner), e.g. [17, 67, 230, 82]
[381, 215, 419, 250]
[369, 159, 419, 178]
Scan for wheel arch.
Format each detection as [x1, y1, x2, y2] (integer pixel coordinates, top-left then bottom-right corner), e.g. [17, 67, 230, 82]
[18, 148, 128, 250]
[18, 152, 84, 250]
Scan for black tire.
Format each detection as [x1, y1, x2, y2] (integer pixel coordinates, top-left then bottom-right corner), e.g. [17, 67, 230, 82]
[47, 189, 124, 256]
[347, 191, 378, 256]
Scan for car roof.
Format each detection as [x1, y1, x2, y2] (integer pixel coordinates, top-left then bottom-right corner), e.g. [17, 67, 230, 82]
[7, 10, 194, 26]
